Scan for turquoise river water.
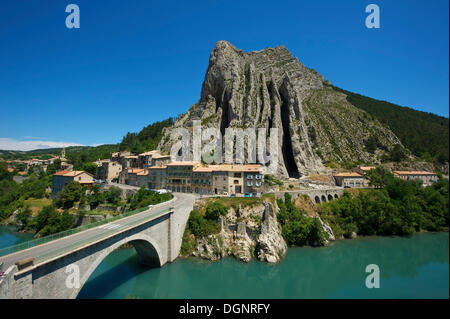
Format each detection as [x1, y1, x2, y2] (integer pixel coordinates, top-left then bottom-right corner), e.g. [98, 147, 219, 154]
[0, 227, 448, 298]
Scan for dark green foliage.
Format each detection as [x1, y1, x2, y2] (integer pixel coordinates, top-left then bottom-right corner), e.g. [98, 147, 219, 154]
[15, 206, 32, 230]
[55, 182, 84, 209]
[365, 166, 395, 188]
[69, 145, 119, 171]
[318, 176, 449, 237]
[0, 162, 13, 181]
[204, 202, 228, 220]
[365, 135, 378, 154]
[388, 144, 407, 162]
[81, 162, 98, 176]
[86, 184, 105, 208]
[333, 86, 449, 163]
[27, 205, 75, 237]
[187, 209, 221, 237]
[104, 186, 122, 206]
[119, 118, 174, 153]
[0, 170, 51, 220]
[277, 193, 329, 246]
[83, 185, 123, 209]
[128, 186, 172, 210]
[46, 159, 61, 175]
[180, 227, 196, 256]
[264, 174, 283, 186]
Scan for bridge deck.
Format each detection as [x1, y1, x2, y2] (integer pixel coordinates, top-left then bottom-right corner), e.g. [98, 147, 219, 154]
[0, 199, 176, 271]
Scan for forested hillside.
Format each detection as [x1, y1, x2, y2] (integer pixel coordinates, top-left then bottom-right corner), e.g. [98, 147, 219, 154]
[333, 86, 449, 164]
[119, 117, 174, 154]
[0, 118, 174, 166]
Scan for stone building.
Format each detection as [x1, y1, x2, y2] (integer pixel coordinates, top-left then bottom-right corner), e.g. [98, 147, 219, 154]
[192, 166, 213, 195]
[148, 165, 167, 190]
[333, 172, 367, 188]
[210, 164, 264, 195]
[243, 167, 264, 194]
[95, 159, 122, 182]
[138, 150, 159, 169]
[393, 171, 438, 186]
[136, 169, 149, 187]
[150, 153, 171, 167]
[52, 170, 94, 196]
[166, 162, 196, 193]
[138, 151, 171, 169]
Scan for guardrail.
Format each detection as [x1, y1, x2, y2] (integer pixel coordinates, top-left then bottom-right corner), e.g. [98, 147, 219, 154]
[0, 206, 150, 258]
[32, 206, 172, 265]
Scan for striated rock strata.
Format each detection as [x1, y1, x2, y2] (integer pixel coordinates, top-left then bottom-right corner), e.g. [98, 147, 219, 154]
[158, 40, 405, 178]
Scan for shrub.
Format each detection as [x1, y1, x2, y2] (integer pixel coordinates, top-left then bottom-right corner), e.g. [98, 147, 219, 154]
[187, 210, 220, 237]
[204, 202, 228, 220]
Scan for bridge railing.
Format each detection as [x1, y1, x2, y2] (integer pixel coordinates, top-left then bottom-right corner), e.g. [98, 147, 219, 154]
[32, 207, 171, 265]
[0, 206, 150, 258]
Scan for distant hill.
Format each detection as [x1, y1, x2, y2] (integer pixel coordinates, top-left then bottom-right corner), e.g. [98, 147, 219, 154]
[0, 118, 175, 165]
[333, 86, 449, 163]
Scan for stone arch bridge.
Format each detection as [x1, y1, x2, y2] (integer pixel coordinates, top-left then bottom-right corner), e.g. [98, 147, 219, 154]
[0, 193, 196, 299]
[275, 188, 344, 204]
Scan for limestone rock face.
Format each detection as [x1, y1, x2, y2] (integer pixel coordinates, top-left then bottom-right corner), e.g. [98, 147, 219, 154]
[158, 40, 405, 177]
[256, 203, 288, 263]
[318, 217, 335, 244]
[192, 201, 287, 263]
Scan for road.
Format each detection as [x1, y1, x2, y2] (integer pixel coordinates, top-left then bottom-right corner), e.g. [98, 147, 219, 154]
[0, 192, 196, 271]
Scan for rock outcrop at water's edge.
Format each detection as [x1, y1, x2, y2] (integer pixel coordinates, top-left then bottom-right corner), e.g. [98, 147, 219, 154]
[192, 201, 287, 263]
[256, 203, 287, 263]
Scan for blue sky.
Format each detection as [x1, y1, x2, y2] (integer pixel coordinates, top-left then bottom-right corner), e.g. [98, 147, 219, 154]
[0, 0, 448, 150]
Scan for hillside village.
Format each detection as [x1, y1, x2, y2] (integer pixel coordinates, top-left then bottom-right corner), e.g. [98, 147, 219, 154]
[1, 147, 438, 198]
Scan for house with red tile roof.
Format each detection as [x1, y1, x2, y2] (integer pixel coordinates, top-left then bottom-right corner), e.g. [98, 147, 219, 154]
[51, 170, 94, 196]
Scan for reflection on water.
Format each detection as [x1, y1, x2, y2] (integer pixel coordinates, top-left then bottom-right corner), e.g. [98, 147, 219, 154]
[78, 232, 449, 299]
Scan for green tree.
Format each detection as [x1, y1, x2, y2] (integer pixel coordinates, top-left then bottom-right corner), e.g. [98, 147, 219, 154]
[82, 162, 98, 176]
[365, 166, 395, 188]
[104, 186, 122, 205]
[55, 182, 84, 209]
[205, 202, 228, 220]
[47, 159, 62, 175]
[365, 135, 378, 154]
[389, 144, 407, 162]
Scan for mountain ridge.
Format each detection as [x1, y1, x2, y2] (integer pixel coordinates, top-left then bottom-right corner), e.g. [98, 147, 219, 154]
[158, 41, 409, 177]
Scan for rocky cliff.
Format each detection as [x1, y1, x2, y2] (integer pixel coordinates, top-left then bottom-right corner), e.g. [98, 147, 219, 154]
[158, 41, 405, 177]
[192, 200, 288, 263]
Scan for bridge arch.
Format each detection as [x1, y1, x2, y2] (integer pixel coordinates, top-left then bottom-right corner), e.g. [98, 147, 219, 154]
[327, 194, 333, 201]
[321, 195, 326, 202]
[314, 196, 321, 204]
[71, 233, 163, 299]
[334, 194, 339, 199]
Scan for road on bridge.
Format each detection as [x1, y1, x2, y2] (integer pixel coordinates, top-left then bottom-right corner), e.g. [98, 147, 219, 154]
[0, 192, 196, 271]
